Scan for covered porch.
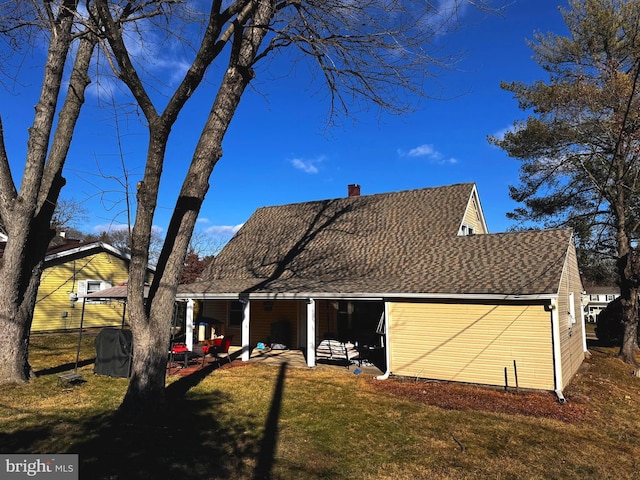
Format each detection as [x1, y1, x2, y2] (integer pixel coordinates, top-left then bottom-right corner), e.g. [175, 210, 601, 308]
[177, 295, 388, 375]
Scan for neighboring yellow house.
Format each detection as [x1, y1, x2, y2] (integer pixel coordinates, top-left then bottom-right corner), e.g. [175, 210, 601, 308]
[32, 240, 155, 332]
[178, 183, 587, 398]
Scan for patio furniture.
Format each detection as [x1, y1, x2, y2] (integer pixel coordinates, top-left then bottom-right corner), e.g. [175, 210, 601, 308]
[169, 342, 202, 369]
[315, 339, 359, 368]
[203, 335, 234, 366]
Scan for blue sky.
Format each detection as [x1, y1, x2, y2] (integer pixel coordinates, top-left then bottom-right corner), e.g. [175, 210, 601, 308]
[2, 1, 569, 251]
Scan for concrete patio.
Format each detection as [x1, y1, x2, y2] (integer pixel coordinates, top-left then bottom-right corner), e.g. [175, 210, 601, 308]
[168, 346, 385, 377]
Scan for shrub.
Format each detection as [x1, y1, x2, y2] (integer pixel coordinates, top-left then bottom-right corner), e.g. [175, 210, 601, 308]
[595, 297, 640, 344]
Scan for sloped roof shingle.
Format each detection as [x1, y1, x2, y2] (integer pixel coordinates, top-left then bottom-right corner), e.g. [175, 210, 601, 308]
[180, 183, 572, 298]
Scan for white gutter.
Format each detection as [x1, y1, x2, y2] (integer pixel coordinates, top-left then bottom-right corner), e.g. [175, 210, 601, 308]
[549, 298, 565, 402]
[176, 291, 557, 302]
[375, 301, 391, 380]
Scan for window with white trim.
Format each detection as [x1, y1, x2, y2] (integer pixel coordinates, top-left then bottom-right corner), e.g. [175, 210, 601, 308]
[228, 300, 243, 327]
[459, 224, 475, 236]
[77, 280, 112, 296]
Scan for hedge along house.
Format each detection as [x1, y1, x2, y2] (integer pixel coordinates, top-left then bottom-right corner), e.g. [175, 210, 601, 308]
[29, 239, 155, 332]
[178, 183, 587, 397]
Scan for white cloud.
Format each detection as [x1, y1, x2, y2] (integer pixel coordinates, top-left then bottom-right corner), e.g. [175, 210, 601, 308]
[398, 143, 457, 165]
[290, 156, 325, 174]
[420, 0, 473, 35]
[407, 144, 437, 157]
[204, 224, 243, 236]
[491, 125, 513, 142]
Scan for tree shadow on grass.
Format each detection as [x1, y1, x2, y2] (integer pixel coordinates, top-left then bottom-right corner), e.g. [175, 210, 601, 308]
[0, 361, 289, 480]
[34, 358, 96, 377]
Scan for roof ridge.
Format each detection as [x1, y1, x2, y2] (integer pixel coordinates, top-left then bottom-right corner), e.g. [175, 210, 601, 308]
[254, 182, 476, 211]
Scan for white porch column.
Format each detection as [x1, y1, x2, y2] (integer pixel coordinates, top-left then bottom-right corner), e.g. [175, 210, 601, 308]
[186, 299, 195, 351]
[241, 297, 251, 362]
[306, 298, 316, 367]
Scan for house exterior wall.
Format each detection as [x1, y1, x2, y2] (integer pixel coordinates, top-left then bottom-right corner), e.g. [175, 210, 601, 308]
[33, 251, 130, 331]
[464, 198, 485, 233]
[316, 300, 337, 339]
[203, 299, 300, 348]
[201, 300, 228, 336]
[556, 243, 586, 389]
[387, 300, 556, 390]
[249, 300, 299, 347]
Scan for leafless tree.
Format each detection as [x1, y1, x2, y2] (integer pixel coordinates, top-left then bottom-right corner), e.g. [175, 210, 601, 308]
[0, 1, 171, 384]
[91, 0, 496, 415]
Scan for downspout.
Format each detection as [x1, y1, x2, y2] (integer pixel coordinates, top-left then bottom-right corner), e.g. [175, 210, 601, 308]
[375, 301, 391, 380]
[550, 298, 566, 403]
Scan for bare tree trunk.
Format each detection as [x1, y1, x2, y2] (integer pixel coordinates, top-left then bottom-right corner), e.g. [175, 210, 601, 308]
[618, 258, 640, 365]
[118, 0, 277, 415]
[615, 176, 640, 365]
[0, 5, 96, 384]
[0, 227, 51, 382]
[92, 0, 486, 414]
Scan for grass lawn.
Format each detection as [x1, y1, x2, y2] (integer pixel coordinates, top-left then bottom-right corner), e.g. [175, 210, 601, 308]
[0, 332, 639, 479]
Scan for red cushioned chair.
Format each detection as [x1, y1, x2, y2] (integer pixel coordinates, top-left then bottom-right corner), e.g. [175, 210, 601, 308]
[210, 335, 233, 366]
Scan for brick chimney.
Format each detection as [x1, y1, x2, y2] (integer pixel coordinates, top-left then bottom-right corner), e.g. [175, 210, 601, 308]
[348, 184, 361, 197]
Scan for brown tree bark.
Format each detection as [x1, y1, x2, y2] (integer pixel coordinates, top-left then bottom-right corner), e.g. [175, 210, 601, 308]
[116, 0, 278, 416]
[0, 5, 96, 383]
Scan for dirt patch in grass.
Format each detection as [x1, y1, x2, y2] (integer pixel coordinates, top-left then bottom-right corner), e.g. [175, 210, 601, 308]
[368, 378, 588, 423]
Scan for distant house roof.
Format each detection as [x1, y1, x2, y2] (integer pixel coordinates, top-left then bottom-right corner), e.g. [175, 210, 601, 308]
[43, 240, 156, 272]
[584, 285, 619, 295]
[45, 241, 126, 262]
[179, 183, 574, 300]
[84, 283, 151, 300]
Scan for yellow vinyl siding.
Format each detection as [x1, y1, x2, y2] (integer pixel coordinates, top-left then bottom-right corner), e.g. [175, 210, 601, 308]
[462, 194, 486, 234]
[201, 300, 228, 337]
[248, 300, 299, 347]
[203, 300, 300, 347]
[556, 242, 586, 389]
[388, 301, 555, 390]
[33, 251, 130, 331]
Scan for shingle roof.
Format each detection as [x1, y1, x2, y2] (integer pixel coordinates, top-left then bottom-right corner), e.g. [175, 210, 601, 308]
[180, 183, 573, 298]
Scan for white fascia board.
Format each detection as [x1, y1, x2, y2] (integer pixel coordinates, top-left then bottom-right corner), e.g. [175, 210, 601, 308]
[45, 242, 126, 262]
[44, 241, 156, 272]
[471, 184, 490, 234]
[176, 291, 558, 303]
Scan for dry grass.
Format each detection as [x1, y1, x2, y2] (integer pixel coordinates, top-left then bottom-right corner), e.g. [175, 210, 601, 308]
[0, 332, 638, 479]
